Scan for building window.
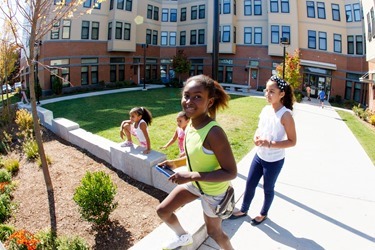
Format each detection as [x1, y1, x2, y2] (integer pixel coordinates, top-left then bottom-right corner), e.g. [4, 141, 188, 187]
[353, 3, 361, 22]
[154, 6, 159, 21]
[91, 65, 98, 84]
[282, 26, 290, 42]
[170, 8, 177, 22]
[254, 0, 262, 15]
[110, 0, 113, 10]
[124, 23, 131, 40]
[319, 32, 327, 50]
[147, 5, 153, 19]
[317, 2, 325, 19]
[151, 30, 157, 45]
[83, 0, 91, 8]
[51, 21, 60, 39]
[146, 29, 151, 44]
[254, 27, 262, 44]
[161, 31, 168, 45]
[222, 25, 230, 42]
[191, 6, 197, 20]
[345, 81, 352, 100]
[307, 1, 315, 18]
[218, 66, 224, 82]
[110, 65, 116, 82]
[225, 66, 233, 83]
[62, 20, 71, 39]
[244, 0, 252, 16]
[115, 22, 122, 39]
[118, 65, 124, 81]
[334, 34, 341, 53]
[81, 66, 89, 85]
[198, 29, 205, 44]
[190, 30, 197, 45]
[332, 4, 340, 21]
[270, 0, 278, 13]
[356, 35, 363, 55]
[170, 32, 176, 45]
[345, 4, 352, 22]
[162, 8, 168, 22]
[108, 22, 112, 40]
[271, 25, 279, 44]
[125, 0, 132, 11]
[308, 30, 316, 49]
[81, 21, 90, 39]
[281, 0, 289, 13]
[223, 0, 230, 14]
[347, 35, 354, 54]
[181, 7, 186, 21]
[244, 27, 252, 44]
[91, 22, 99, 40]
[117, 0, 124, 10]
[180, 31, 186, 45]
[93, 0, 101, 9]
[199, 4, 205, 19]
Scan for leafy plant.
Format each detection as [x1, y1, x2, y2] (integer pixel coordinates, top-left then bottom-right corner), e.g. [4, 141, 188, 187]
[52, 77, 63, 95]
[0, 169, 11, 183]
[73, 171, 118, 226]
[0, 224, 15, 242]
[55, 235, 89, 250]
[23, 139, 39, 160]
[3, 158, 19, 175]
[36, 155, 52, 168]
[0, 193, 13, 223]
[7, 229, 39, 250]
[370, 114, 375, 126]
[15, 109, 34, 138]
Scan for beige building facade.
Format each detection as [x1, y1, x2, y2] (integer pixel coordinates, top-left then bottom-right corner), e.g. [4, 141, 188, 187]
[360, 0, 375, 112]
[21, 0, 368, 105]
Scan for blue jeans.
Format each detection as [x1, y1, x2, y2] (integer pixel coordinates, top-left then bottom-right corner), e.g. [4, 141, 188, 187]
[240, 154, 284, 216]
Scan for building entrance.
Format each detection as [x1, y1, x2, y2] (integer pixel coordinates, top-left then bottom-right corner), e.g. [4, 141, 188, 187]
[303, 67, 332, 100]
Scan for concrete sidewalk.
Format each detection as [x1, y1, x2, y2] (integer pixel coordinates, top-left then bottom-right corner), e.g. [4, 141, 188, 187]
[199, 98, 375, 250]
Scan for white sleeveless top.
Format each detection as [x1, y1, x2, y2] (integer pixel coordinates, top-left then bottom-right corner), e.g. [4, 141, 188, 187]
[257, 105, 292, 162]
[131, 119, 148, 147]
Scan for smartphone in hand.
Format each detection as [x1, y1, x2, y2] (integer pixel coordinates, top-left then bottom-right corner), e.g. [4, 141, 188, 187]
[155, 165, 175, 177]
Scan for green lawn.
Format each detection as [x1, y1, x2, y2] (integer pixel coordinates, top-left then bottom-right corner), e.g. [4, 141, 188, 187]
[337, 110, 375, 165]
[43, 88, 265, 161]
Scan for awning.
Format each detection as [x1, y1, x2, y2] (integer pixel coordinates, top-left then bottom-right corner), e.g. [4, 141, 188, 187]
[300, 59, 337, 70]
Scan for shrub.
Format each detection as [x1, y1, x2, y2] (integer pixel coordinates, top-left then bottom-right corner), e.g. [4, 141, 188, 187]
[0, 224, 15, 242]
[73, 171, 118, 226]
[56, 235, 89, 250]
[37, 155, 52, 168]
[15, 109, 34, 139]
[7, 229, 39, 250]
[23, 139, 39, 160]
[370, 114, 375, 126]
[52, 77, 63, 95]
[0, 169, 11, 183]
[0, 193, 13, 223]
[35, 230, 89, 250]
[3, 159, 19, 175]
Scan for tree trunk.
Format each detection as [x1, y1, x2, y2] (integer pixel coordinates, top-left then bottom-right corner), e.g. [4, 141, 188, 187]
[27, 50, 53, 192]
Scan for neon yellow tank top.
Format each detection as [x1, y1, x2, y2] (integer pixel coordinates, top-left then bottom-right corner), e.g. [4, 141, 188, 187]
[185, 121, 229, 196]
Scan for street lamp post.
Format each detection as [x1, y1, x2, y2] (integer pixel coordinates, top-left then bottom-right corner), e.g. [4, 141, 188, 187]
[142, 43, 148, 91]
[280, 37, 290, 79]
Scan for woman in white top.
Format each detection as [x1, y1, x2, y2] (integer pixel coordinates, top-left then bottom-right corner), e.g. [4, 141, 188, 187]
[229, 75, 297, 225]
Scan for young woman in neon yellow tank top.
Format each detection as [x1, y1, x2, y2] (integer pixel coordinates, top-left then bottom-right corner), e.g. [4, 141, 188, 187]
[156, 75, 237, 250]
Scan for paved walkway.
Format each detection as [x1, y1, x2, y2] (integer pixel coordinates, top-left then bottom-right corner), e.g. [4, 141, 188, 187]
[198, 97, 375, 250]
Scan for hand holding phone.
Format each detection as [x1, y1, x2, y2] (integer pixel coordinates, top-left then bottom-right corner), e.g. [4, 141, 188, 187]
[155, 165, 175, 178]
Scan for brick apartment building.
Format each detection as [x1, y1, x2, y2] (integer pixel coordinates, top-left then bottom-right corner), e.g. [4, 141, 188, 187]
[21, 0, 369, 106]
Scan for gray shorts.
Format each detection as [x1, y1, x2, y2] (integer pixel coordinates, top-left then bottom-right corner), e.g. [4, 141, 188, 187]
[183, 182, 226, 218]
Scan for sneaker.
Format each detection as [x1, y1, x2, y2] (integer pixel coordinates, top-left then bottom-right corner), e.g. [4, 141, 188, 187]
[162, 233, 193, 250]
[120, 141, 133, 147]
